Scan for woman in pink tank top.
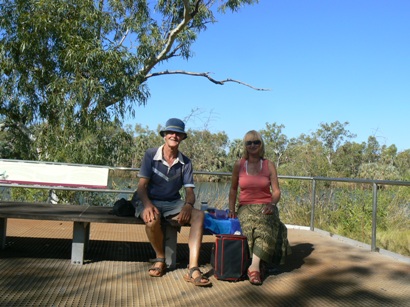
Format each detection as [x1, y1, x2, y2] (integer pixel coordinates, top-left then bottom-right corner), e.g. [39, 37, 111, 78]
[228, 130, 291, 285]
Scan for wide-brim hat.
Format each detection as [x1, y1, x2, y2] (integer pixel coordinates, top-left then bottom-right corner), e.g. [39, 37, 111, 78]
[159, 118, 187, 139]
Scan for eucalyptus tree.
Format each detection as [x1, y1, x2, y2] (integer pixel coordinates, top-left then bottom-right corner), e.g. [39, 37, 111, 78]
[333, 141, 365, 178]
[226, 138, 243, 171]
[181, 129, 229, 176]
[33, 119, 134, 165]
[260, 122, 288, 168]
[363, 136, 381, 164]
[357, 162, 400, 180]
[313, 121, 356, 168]
[358, 143, 400, 180]
[395, 150, 410, 180]
[131, 123, 163, 168]
[281, 134, 329, 177]
[380, 144, 397, 166]
[0, 0, 260, 163]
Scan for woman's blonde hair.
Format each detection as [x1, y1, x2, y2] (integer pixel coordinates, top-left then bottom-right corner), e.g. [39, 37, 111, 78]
[242, 130, 265, 159]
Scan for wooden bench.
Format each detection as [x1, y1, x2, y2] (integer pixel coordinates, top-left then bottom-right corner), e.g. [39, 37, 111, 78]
[0, 159, 181, 268]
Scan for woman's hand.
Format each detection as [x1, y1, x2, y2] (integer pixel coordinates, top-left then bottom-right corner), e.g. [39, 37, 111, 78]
[262, 203, 275, 215]
[228, 210, 237, 218]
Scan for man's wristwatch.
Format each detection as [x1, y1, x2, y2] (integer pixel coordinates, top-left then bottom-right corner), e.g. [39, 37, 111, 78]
[185, 202, 194, 207]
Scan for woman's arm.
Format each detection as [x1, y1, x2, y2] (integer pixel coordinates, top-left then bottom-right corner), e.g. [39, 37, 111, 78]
[228, 160, 241, 217]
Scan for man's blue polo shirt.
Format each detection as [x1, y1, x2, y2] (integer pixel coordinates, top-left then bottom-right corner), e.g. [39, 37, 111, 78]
[138, 145, 195, 201]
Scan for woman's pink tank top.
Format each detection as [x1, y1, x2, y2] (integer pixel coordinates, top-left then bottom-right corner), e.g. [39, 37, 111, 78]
[238, 158, 272, 204]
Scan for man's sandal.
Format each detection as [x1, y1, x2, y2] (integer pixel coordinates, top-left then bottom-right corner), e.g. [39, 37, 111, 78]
[148, 258, 166, 277]
[183, 267, 212, 287]
[247, 269, 262, 285]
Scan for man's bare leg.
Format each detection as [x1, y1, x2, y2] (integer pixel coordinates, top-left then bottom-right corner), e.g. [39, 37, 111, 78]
[186, 209, 210, 284]
[145, 216, 166, 276]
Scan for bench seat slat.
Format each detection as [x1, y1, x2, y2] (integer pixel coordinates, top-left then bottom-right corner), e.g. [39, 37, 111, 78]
[0, 201, 142, 224]
[0, 201, 182, 268]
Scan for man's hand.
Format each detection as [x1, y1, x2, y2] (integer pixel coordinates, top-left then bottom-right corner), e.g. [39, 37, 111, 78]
[176, 204, 192, 225]
[142, 203, 160, 223]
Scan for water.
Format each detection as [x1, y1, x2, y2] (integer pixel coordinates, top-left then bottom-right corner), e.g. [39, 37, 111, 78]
[110, 177, 231, 209]
[195, 182, 231, 209]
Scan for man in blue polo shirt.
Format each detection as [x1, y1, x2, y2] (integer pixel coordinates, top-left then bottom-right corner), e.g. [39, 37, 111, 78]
[133, 118, 211, 287]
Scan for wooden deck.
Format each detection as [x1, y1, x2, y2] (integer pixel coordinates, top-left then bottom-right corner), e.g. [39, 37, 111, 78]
[0, 219, 409, 306]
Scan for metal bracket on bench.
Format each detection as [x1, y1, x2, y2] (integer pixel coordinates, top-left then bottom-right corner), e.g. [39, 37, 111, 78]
[71, 221, 90, 265]
[163, 222, 180, 270]
[0, 218, 7, 250]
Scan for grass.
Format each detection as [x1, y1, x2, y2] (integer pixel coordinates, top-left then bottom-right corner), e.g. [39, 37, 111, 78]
[197, 179, 410, 257]
[377, 229, 410, 256]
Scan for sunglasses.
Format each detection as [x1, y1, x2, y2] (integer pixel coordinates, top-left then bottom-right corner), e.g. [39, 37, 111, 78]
[245, 140, 261, 146]
[165, 131, 184, 137]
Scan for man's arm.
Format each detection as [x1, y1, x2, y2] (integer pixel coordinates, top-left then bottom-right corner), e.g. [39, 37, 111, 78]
[177, 187, 196, 225]
[184, 187, 196, 207]
[137, 177, 159, 223]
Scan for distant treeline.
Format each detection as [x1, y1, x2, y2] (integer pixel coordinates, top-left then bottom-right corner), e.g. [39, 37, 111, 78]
[1, 120, 410, 181]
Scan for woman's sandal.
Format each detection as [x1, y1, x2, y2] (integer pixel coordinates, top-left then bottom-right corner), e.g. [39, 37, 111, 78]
[183, 267, 212, 287]
[247, 269, 263, 285]
[148, 258, 166, 277]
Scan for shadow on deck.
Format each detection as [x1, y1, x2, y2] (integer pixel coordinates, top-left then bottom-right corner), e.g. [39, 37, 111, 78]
[0, 219, 409, 306]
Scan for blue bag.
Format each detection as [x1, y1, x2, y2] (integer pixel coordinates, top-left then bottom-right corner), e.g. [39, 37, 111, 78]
[204, 213, 242, 235]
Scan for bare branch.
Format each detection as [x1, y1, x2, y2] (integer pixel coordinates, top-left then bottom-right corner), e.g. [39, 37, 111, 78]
[141, 0, 200, 75]
[118, 28, 129, 47]
[146, 70, 271, 91]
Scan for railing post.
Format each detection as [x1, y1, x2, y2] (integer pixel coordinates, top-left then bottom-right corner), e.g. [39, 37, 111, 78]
[371, 182, 378, 252]
[310, 179, 316, 231]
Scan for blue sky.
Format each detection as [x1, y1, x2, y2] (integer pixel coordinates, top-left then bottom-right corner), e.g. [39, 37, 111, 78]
[126, 0, 410, 152]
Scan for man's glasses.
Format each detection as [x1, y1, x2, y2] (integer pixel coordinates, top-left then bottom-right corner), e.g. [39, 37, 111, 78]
[245, 140, 261, 146]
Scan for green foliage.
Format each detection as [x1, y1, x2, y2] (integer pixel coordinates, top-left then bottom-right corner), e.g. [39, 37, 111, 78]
[358, 163, 400, 180]
[333, 142, 365, 177]
[363, 136, 381, 163]
[313, 121, 356, 168]
[260, 122, 288, 167]
[8, 186, 121, 206]
[377, 229, 410, 256]
[277, 179, 312, 225]
[0, 0, 258, 161]
[32, 119, 134, 166]
[2, 0, 408, 257]
[225, 138, 243, 172]
[219, 0, 260, 13]
[377, 186, 410, 233]
[131, 123, 163, 168]
[280, 137, 330, 177]
[326, 186, 374, 243]
[30, 117, 405, 183]
[395, 150, 410, 180]
[277, 180, 410, 256]
[8, 187, 49, 203]
[181, 129, 229, 176]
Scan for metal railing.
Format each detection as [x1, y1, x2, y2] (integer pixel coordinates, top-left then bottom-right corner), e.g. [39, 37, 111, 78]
[1, 160, 410, 257]
[277, 175, 410, 252]
[195, 172, 410, 254]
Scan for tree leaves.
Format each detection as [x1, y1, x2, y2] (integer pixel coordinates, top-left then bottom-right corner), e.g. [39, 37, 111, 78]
[0, 0, 261, 160]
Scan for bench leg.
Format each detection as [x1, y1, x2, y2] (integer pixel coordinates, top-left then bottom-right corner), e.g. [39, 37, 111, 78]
[71, 222, 90, 265]
[164, 224, 179, 270]
[0, 218, 6, 250]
